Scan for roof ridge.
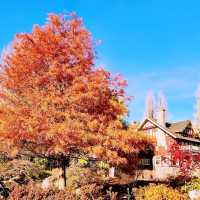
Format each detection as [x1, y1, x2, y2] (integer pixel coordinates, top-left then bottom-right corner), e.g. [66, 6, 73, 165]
[167, 119, 191, 124]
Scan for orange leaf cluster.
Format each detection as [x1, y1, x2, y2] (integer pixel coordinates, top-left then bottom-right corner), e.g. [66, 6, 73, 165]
[0, 13, 153, 168]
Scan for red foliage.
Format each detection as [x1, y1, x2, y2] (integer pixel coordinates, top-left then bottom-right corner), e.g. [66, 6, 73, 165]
[169, 141, 200, 177]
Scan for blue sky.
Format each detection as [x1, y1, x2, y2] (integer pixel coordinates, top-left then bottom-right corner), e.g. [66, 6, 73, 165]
[1, 1, 200, 122]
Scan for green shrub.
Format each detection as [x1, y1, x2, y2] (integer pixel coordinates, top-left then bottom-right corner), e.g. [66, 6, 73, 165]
[181, 178, 200, 193]
[33, 157, 48, 167]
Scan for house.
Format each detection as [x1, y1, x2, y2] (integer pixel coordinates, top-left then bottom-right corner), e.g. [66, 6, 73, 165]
[137, 108, 200, 180]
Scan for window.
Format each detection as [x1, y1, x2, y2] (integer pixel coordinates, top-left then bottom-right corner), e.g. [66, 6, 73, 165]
[140, 158, 151, 166]
[148, 129, 155, 137]
[155, 156, 161, 165]
[180, 144, 200, 152]
[191, 145, 200, 152]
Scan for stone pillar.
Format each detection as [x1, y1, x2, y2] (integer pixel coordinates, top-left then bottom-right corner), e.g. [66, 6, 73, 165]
[109, 167, 115, 178]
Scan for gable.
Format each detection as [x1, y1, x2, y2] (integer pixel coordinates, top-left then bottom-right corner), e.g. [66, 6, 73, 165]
[138, 118, 176, 139]
[138, 118, 200, 144]
[138, 119, 170, 149]
[142, 121, 157, 130]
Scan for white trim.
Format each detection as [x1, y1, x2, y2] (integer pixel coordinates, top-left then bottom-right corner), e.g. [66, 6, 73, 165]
[137, 118, 200, 144]
[138, 118, 176, 138]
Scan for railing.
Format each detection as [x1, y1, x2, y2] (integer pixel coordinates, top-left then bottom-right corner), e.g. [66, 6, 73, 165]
[180, 145, 200, 152]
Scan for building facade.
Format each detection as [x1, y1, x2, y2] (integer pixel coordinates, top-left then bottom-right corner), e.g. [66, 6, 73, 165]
[137, 116, 200, 180]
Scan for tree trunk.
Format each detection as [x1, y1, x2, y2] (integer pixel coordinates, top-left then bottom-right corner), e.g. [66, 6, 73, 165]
[61, 155, 69, 187]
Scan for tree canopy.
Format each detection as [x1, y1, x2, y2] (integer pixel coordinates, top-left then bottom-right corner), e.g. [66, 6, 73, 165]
[0, 13, 153, 169]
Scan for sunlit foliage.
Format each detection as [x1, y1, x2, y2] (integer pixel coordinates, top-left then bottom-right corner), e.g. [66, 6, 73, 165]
[0, 13, 153, 178]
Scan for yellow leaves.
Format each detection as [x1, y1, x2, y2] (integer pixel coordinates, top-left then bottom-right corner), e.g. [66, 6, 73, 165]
[78, 156, 89, 166]
[135, 184, 188, 200]
[98, 161, 110, 169]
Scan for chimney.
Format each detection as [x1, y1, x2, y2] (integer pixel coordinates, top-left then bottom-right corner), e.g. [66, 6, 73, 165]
[157, 91, 167, 127]
[157, 108, 166, 127]
[144, 90, 155, 119]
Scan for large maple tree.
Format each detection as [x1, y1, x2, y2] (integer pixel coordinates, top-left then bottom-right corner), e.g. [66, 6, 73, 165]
[0, 13, 152, 185]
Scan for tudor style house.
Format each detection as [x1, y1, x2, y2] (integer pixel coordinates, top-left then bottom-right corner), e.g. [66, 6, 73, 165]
[135, 93, 200, 180]
[137, 117, 200, 180]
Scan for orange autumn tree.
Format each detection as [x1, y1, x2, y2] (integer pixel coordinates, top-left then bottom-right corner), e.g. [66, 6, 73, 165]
[0, 13, 153, 185]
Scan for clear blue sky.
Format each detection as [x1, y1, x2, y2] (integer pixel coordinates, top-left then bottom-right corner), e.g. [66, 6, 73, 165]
[1, 0, 200, 122]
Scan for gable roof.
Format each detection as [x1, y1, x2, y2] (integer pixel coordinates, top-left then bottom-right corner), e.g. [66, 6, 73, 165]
[167, 120, 191, 133]
[138, 118, 200, 144]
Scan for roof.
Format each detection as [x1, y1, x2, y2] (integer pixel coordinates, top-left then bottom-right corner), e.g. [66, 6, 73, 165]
[167, 120, 191, 133]
[138, 118, 200, 144]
